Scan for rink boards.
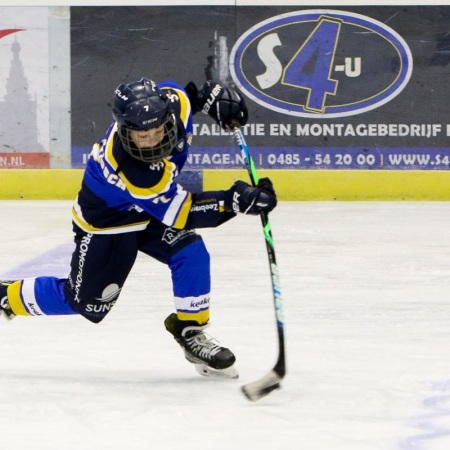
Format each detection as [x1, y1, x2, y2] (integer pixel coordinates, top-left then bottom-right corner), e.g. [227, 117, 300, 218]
[1, 169, 450, 201]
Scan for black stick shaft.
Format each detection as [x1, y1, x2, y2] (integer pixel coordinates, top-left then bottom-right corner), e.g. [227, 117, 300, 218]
[232, 126, 286, 379]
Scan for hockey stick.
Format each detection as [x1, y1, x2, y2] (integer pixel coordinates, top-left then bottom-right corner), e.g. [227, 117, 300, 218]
[231, 124, 286, 401]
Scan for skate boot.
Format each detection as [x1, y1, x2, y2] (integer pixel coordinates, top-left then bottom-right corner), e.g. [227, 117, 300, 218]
[164, 313, 238, 379]
[0, 281, 16, 320]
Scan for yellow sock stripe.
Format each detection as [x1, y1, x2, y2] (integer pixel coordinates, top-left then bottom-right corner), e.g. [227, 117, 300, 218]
[177, 310, 209, 325]
[7, 281, 31, 316]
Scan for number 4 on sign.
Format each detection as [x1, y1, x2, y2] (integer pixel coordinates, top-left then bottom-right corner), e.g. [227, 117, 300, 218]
[256, 16, 341, 113]
[283, 17, 340, 113]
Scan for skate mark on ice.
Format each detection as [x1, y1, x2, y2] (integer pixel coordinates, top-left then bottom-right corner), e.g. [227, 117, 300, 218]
[0, 241, 73, 279]
[399, 380, 450, 450]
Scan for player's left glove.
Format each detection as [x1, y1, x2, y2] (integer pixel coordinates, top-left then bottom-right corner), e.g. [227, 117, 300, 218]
[225, 178, 277, 215]
[185, 80, 248, 130]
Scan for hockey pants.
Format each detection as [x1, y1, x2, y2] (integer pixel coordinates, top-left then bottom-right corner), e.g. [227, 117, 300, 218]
[6, 221, 211, 324]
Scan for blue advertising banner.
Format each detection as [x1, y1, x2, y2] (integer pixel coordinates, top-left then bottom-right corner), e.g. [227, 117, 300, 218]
[188, 147, 450, 170]
[73, 145, 450, 170]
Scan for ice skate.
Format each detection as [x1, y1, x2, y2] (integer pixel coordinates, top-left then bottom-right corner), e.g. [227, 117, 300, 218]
[164, 313, 238, 379]
[0, 281, 16, 320]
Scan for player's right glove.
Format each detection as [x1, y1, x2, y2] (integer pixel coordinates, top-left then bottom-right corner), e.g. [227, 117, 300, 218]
[185, 80, 248, 130]
[225, 178, 277, 215]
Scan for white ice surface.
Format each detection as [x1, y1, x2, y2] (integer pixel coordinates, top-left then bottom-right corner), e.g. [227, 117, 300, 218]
[1, 200, 450, 450]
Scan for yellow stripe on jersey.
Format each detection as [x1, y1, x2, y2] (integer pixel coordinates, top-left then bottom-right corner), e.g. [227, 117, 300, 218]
[104, 128, 176, 200]
[71, 207, 150, 234]
[163, 87, 191, 129]
[7, 281, 31, 316]
[173, 191, 193, 229]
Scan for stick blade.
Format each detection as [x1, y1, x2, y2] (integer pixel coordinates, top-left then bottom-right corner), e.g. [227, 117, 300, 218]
[241, 370, 282, 402]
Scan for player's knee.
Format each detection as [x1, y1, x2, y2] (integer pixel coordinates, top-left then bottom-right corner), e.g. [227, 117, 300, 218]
[64, 281, 121, 324]
[176, 240, 210, 268]
[191, 240, 210, 269]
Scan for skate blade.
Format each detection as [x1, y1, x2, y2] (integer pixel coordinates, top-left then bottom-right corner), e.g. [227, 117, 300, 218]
[194, 363, 239, 379]
[0, 311, 15, 321]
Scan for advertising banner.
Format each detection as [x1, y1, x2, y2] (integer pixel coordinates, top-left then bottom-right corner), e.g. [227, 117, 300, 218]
[70, 6, 450, 171]
[0, 7, 50, 168]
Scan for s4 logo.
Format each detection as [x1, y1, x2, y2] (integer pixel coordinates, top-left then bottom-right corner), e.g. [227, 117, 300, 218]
[230, 10, 413, 118]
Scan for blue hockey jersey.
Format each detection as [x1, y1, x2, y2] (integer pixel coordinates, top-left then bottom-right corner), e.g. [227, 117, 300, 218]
[72, 81, 235, 234]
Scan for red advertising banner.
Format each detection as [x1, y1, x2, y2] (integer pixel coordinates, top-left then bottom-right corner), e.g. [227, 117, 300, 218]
[0, 152, 50, 169]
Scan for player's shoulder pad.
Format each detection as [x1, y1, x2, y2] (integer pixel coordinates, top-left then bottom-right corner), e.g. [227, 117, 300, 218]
[158, 80, 191, 128]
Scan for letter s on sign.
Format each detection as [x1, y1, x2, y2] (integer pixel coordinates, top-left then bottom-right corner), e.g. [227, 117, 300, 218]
[256, 33, 283, 89]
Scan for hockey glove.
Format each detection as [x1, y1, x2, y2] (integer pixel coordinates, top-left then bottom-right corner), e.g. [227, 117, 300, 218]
[225, 178, 277, 215]
[185, 80, 248, 130]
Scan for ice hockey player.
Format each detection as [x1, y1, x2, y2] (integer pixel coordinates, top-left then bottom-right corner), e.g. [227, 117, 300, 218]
[0, 77, 277, 379]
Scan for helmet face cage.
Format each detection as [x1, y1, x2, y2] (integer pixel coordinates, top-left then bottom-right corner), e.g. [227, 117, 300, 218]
[117, 113, 178, 164]
[112, 78, 178, 163]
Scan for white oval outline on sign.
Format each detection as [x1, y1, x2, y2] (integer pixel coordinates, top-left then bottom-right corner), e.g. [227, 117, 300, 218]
[230, 9, 413, 118]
